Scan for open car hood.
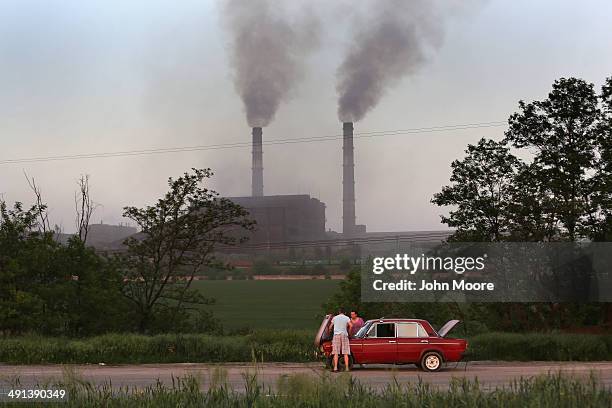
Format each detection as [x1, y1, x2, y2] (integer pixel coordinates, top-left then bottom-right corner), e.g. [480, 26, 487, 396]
[437, 319, 460, 337]
[314, 314, 332, 347]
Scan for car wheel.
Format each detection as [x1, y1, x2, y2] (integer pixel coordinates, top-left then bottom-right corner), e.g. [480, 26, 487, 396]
[338, 354, 354, 370]
[420, 352, 443, 372]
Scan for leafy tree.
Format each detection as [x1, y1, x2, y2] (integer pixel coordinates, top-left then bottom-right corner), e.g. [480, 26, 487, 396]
[49, 238, 129, 336]
[504, 77, 602, 241]
[0, 201, 48, 334]
[434, 77, 611, 242]
[591, 77, 612, 241]
[592, 77, 612, 323]
[323, 268, 362, 315]
[431, 138, 523, 241]
[0, 201, 128, 336]
[118, 168, 254, 333]
[505, 163, 560, 241]
[426, 76, 612, 329]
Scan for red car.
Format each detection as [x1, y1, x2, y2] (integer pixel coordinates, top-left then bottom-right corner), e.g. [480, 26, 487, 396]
[314, 316, 467, 372]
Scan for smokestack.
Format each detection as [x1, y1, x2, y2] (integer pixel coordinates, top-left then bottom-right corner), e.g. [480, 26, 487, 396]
[252, 127, 263, 197]
[342, 122, 356, 236]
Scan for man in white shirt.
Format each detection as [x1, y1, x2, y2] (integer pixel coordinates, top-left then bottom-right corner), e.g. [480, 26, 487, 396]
[328, 307, 353, 372]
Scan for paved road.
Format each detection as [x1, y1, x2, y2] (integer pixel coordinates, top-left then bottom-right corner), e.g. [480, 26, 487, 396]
[1, 362, 611, 392]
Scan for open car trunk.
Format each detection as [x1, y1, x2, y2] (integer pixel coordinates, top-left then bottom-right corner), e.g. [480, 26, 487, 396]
[314, 314, 332, 347]
[437, 319, 460, 337]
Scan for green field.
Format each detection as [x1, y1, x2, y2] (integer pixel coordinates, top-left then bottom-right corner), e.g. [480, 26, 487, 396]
[192, 280, 340, 331]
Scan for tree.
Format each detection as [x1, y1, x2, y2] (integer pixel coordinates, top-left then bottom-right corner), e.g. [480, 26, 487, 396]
[74, 175, 97, 244]
[504, 78, 601, 241]
[119, 168, 254, 332]
[431, 138, 523, 242]
[50, 237, 130, 336]
[591, 77, 612, 241]
[428, 76, 612, 330]
[434, 77, 611, 242]
[0, 201, 49, 334]
[23, 173, 50, 234]
[0, 200, 128, 336]
[592, 77, 612, 324]
[505, 163, 560, 241]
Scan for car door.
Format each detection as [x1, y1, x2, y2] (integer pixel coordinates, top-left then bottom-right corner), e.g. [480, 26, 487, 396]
[396, 322, 429, 363]
[360, 322, 397, 363]
[314, 314, 332, 347]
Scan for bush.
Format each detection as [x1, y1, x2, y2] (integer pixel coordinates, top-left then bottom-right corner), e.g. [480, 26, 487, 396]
[469, 332, 612, 361]
[0, 331, 315, 365]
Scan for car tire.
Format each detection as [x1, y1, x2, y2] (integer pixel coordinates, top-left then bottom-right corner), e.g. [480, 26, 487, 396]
[338, 354, 354, 371]
[327, 354, 354, 370]
[420, 352, 443, 372]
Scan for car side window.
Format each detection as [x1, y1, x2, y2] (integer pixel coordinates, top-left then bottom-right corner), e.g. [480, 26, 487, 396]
[371, 323, 395, 338]
[397, 323, 418, 338]
[417, 324, 429, 338]
[397, 323, 430, 338]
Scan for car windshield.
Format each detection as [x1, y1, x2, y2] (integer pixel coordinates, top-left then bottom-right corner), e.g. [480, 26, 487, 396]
[354, 321, 372, 338]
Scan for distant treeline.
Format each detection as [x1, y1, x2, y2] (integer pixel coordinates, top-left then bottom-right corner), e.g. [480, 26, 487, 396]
[202, 259, 355, 280]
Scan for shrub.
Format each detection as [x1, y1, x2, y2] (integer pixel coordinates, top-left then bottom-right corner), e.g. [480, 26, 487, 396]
[469, 332, 612, 361]
[0, 332, 314, 364]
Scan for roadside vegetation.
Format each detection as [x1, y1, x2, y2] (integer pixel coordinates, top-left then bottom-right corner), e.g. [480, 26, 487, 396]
[0, 330, 313, 364]
[2, 331, 612, 365]
[0, 169, 252, 337]
[7, 372, 612, 407]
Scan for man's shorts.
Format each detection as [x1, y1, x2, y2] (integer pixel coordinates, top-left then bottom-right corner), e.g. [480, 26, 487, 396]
[332, 334, 350, 355]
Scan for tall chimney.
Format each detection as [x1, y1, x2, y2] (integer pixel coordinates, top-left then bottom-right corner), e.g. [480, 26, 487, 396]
[342, 122, 356, 236]
[252, 127, 263, 197]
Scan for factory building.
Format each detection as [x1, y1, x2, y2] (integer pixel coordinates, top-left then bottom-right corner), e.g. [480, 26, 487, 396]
[228, 195, 326, 243]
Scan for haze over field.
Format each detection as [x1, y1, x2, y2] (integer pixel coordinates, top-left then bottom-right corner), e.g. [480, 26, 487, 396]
[1, 0, 611, 233]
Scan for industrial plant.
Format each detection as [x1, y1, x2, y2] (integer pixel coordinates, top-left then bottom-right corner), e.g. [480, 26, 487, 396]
[226, 121, 370, 247]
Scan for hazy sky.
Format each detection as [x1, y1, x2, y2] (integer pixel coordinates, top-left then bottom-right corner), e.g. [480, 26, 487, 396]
[1, 0, 611, 233]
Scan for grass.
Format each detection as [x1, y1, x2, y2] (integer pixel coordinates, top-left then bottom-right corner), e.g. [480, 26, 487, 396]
[191, 280, 339, 330]
[5, 371, 611, 407]
[2, 331, 612, 365]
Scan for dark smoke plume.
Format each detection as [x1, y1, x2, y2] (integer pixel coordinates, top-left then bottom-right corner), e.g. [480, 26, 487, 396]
[224, 0, 318, 127]
[337, 0, 445, 122]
